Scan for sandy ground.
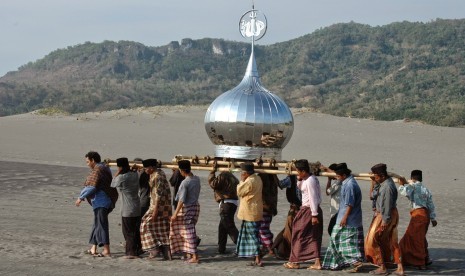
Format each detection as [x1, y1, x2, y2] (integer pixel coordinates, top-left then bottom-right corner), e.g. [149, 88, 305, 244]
[0, 106, 464, 275]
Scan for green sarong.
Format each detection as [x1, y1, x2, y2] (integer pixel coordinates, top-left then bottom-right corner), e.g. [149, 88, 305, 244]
[322, 225, 365, 270]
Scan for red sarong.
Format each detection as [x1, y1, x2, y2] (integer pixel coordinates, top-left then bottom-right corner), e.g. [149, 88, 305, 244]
[399, 208, 430, 266]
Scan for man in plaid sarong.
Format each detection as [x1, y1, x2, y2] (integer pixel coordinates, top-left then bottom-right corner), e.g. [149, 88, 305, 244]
[236, 162, 264, 267]
[170, 203, 200, 256]
[170, 160, 201, 263]
[140, 159, 173, 260]
[322, 163, 364, 272]
[258, 211, 273, 254]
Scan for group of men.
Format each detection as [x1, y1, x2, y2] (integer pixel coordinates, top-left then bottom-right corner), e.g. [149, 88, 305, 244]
[76, 152, 437, 274]
[302, 162, 437, 275]
[76, 151, 201, 262]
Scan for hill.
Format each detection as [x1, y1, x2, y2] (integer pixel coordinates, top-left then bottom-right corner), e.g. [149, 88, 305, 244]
[1, 19, 464, 127]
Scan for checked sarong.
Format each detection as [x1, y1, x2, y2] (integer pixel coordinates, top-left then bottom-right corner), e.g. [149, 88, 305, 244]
[236, 220, 261, 257]
[169, 203, 200, 254]
[322, 225, 365, 270]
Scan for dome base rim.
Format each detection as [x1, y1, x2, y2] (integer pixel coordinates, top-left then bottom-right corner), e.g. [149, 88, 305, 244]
[214, 145, 282, 160]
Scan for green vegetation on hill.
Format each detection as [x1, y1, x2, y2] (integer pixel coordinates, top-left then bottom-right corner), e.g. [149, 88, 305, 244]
[1, 19, 464, 127]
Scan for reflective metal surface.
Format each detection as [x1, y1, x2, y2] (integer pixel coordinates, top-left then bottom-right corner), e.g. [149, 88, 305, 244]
[204, 47, 294, 160]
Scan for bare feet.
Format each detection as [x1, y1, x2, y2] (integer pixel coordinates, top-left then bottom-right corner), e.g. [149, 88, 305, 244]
[369, 269, 388, 275]
[147, 249, 159, 259]
[85, 245, 98, 255]
[283, 262, 300, 269]
[184, 258, 200, 264]
[307, 265, 321, 270]
[308, 259, 322, 270]
[84, 249, 97, 255]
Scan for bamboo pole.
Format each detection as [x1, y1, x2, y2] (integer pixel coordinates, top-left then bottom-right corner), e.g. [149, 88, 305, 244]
[105, 159, 397, 182]
[171, 155, 290, 168]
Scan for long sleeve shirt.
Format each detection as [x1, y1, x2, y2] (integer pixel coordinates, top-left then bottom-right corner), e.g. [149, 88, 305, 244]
[399, 181, 436, 220]
[376, 177, 398, 223]
[79, 185, 112, 210]
[237, 174, 263, 222]
[208, 171, 239, 203]
[82, 162, 117, 210]
[297, 175, 321, 216]
[111, 171, 141, 217]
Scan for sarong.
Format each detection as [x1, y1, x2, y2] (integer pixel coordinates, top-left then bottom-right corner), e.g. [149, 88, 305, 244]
[289, 206, 323, 263]
[259, 211, 274, 249]
[169, 203, 200, 254]
[399, 208, 430, 266]
[236, 221, 261, 258]
[89, 207, 110, 246]
[322, 226, 365, 270]
[272, 204, 298, 259]
[140, 208, 171, 251]
[365, 208, 401, 266]
[122, 216, 141, 256]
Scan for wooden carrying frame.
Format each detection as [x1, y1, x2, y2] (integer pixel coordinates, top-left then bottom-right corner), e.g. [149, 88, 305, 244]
[105, 155, 403, 183]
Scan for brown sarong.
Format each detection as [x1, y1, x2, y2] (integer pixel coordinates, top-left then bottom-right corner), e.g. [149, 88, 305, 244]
[399, 208, 430, 266]
[289, 206, 323, 263]
[272, 204, 298, 259]
[365, 207, 401, 266]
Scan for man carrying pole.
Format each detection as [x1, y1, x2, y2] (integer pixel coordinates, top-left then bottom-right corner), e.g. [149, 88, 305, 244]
[397, 170, 437, 270]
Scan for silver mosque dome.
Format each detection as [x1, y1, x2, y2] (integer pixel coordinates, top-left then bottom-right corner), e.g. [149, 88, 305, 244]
[204, 47, 294, 160]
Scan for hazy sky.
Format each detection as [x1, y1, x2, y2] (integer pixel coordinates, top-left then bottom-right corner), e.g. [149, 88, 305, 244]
[1, 0, 465, 76]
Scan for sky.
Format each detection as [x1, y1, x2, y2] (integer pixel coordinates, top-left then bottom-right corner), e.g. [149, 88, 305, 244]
[1, 0, 465, 76]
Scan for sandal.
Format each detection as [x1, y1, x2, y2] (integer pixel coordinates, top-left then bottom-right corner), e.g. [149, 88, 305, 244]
[283, 262, 300, 269]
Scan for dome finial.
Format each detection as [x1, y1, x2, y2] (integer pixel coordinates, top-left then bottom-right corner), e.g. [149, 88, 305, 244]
[204, 5, 293, 160]
[239, 7, 267, 43]
[239, 5, 267, 80]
